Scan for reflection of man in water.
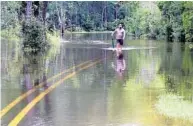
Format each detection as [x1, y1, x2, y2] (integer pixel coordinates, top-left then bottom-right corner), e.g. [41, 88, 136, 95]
[112, 46, 126, 77]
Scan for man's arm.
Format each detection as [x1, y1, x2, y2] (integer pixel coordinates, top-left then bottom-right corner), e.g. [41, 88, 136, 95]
[111, 29, 116, 38]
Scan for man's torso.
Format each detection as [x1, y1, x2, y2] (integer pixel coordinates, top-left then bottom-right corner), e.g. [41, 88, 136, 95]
[115, 28, 124, 40]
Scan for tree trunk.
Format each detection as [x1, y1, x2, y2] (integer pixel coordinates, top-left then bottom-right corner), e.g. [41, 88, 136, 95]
[102, 4, 107, 29]
[115, 6, 118, 20]
[33, 1, 40, 18]
[42, 1, 48, 25]
[105, 2, 107, 29]
[56, 2, 63, 37]
[26, 1, 32, 21]
[60, 4, 65, 38]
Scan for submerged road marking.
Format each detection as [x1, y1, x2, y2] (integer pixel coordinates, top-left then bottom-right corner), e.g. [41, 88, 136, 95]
[0, 59, 94, 118]
[8, 59, 102, 126]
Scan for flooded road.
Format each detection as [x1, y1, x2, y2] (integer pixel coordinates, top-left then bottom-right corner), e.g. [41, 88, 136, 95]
[1, 33, 193, 126]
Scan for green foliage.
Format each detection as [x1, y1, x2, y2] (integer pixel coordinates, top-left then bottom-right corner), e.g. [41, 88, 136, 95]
[157, 1, 193, 42]
[182, 44, 193, 73]
[106, 19, 125, 31]
[1, 1, 21, 29]
[125, 2, 163, 39]
[46, 31, 60, 47]
[22, 19, 48, 51]
[182, 2, 193, 42]
[1, 1, 193, 43]
[106, 22, 116, 31]
[46, 1, 139, 31]
[1, 1, 21, 41]
[0, 25, 21, 41]
[82, 17, 94, 31]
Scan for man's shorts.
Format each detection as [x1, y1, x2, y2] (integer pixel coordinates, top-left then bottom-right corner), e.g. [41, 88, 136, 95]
[116, 39, 123, 45]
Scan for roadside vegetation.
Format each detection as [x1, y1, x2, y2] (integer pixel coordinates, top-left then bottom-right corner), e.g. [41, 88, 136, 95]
[1, 1, 193, 52]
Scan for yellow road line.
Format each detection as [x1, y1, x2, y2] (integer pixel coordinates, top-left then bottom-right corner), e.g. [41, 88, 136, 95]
[8, 59, 102, 126]
[0, 59, 94, 118]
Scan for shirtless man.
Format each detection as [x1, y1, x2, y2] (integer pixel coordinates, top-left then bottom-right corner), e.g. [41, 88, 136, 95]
[112, 24, 126, 49]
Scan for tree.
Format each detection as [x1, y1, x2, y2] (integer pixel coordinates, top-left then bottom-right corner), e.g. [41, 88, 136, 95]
[182, 2, 193, 42]
[1, 1, 20, 29]
[2, 1, 192, 42]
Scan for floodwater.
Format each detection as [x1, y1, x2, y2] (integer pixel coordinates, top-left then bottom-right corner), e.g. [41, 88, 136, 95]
[1, 33, 193, 126]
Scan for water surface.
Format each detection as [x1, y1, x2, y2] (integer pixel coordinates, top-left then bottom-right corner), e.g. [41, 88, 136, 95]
[1, 33, 193, 126]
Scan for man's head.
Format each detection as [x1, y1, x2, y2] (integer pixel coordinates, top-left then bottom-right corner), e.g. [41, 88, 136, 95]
[118, 24, 122, 29]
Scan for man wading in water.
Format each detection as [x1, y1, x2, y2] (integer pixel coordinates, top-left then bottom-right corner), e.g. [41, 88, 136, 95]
[111, 23, 126, 50]
[111, 24, 126, 78]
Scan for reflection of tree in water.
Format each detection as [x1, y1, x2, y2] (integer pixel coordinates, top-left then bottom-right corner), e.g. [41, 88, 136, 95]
[51, 49, 109, 126]
[23, 51, 50, 86]
[155, 43, 193, 124]
[171, 42, 182, 70]
[69, 48, 104, 88]
[1, 40, 60, 89]
[182, 45, 193, 75]
[165, 75, 178, 93]
[107, 42, 193, 125]
[158, 42, 193, 101]
[159, 42, 182, 73]
[126, 48, 160, 87]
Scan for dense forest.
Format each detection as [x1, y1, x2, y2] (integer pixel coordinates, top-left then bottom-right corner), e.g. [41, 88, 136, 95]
[1, 1, 193, 50]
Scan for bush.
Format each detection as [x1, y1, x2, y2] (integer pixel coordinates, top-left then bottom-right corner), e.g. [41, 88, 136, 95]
[0, 24, 21, 41]
[82, 19, 93, 31]
[22, 19, 48, 51]
[106, 22, 116, 31]
[106, 19, 126, 31]
[46, 31, 60, 47]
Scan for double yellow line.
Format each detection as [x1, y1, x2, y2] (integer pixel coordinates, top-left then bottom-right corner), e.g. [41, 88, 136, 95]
[8, 59, 101, 126]
[0, 59, 98, 119]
